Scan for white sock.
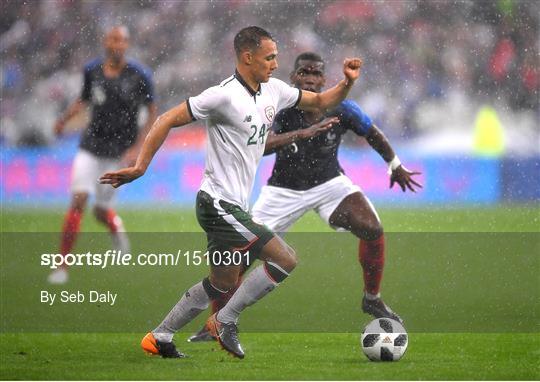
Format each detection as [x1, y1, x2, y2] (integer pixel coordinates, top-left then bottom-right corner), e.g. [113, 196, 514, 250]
[153, 281, 210, 342]
[110, 216, 130, 254]
[217, 264, 280, 324]
[364, 291, 381, 300]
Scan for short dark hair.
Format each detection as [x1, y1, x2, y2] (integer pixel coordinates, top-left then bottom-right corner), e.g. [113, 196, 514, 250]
[234, 26, 274, 56]
[294, 52, 325, 71]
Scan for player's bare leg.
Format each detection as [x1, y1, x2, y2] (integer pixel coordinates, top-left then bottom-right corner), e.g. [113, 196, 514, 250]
[207, 236, 297, 358]
[48, 192, 88, 284]
[330, 192, 403, 323]
[93, 205, 130, 254]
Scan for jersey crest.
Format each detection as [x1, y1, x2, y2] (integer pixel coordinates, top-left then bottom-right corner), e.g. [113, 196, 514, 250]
[265, 106, 275, 123]
[91, 85, 106, 105]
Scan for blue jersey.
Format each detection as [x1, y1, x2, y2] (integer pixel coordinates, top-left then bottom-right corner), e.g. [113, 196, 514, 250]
[79, 58, 154, 158]
[267, 100, 373, 190]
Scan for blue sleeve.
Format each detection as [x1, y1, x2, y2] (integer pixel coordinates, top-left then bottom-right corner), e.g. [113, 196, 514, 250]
[80, 60, 98, 101]
[338, 100, 373, 136]
[137, 65, 155, 104]
[141, 68, 155, 104]
[129, 60, 155, 104]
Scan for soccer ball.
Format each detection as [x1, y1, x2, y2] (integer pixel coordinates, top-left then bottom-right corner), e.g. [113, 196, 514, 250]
[361, 318, 408, 362]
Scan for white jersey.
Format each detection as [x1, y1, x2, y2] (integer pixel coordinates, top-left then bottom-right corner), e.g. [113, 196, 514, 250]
[187, 71, 301, 211]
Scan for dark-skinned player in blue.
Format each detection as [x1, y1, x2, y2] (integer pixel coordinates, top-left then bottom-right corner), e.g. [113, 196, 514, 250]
[188, 52, 421, 342]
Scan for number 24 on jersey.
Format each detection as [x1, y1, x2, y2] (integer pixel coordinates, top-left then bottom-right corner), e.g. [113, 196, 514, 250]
[247, 124, 267, 146]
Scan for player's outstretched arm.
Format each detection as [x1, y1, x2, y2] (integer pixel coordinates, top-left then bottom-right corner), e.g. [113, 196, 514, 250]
[54, 98, 87, 136]
[264, 117, 339, 155]
[298, 58, 362, 112]
[99, 101, 193, 188]
[365, 125, 423, 193]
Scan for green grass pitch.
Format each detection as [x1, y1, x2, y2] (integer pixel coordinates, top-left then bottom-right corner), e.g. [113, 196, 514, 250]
[1, 205, 539, 380]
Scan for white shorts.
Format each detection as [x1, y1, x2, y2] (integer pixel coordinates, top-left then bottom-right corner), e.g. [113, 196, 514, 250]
[252, 175, 362, 232]
[70, 150, 120, 208]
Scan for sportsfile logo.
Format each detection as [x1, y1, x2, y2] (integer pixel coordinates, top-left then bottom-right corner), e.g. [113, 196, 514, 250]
[40, 250, 251, 269]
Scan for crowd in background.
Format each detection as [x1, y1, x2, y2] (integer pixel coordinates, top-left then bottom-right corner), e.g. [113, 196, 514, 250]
[1, 0, 538, 146]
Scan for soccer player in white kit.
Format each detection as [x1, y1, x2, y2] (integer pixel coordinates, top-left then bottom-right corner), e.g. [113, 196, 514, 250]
[100, 26, 362, 359]
[187, 52, 421, 344]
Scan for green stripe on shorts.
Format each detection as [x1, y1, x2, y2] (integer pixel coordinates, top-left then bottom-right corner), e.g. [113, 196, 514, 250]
[195, 191, 274, 263]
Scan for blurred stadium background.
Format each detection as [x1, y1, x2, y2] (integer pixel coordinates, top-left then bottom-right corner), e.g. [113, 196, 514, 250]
[1, 2, 539, 379]
[1, 0, 539, 208]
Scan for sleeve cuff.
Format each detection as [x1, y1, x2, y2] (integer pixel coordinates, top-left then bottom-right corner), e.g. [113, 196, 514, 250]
[186, 98, 196, 121]
[387, 156, 401, 175]
[292, 89, 302, 108]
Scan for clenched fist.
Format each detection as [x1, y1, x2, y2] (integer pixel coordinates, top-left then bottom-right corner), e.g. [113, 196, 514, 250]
[343, 58, 363, 83]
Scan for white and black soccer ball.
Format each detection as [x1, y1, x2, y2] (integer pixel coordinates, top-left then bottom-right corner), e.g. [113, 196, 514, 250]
[361, 318, 408, 362]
